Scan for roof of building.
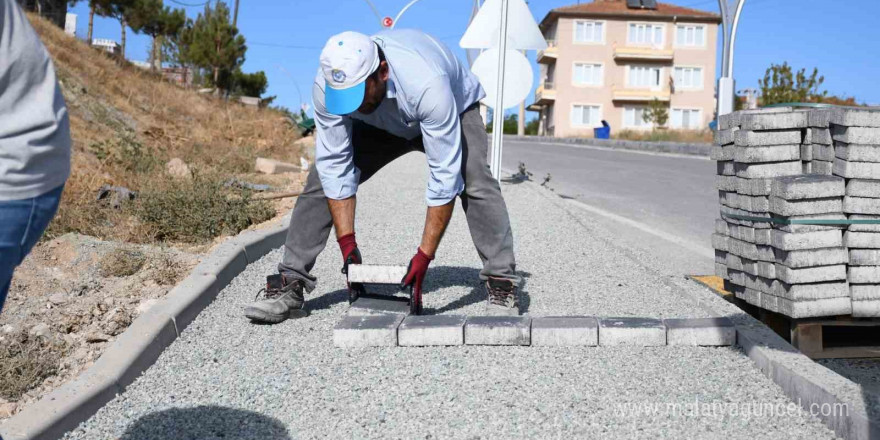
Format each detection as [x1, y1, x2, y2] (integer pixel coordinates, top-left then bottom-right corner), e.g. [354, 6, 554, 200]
[540, 0, 721, 27]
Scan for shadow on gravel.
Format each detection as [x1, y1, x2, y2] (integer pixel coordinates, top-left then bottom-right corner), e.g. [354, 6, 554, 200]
[121, 405, 290, 440]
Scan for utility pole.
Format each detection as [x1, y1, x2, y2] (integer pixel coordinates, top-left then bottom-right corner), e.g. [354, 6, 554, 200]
[233, 0, 240, 28]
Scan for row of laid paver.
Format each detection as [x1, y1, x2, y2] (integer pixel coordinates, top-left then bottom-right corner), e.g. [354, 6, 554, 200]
[333, 314, 736, 348]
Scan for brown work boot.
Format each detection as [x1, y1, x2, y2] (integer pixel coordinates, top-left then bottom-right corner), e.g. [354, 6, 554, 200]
[484, 277, 519, 316]
[244, 274, 308, 323]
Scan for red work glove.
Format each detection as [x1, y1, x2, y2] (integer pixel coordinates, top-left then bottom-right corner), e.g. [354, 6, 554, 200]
[401, 247, 433, 315]
[338, 233, 364, 303]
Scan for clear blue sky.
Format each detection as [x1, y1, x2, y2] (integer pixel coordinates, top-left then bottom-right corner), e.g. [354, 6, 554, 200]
[69, 0, 880, 119]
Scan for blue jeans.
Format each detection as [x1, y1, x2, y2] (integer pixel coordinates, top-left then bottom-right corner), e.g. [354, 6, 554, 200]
[0, 185, 64, 314]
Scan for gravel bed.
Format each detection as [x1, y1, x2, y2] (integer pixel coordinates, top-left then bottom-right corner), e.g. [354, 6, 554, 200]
[63, 154, 838, 439]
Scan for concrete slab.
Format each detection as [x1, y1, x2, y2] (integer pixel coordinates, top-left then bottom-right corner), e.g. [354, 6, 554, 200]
[714, 127, 736, 145]
[744, 273, 775, 294]
[735, 194, 770, 212]
[735, 161, 802, 179]
[846, 179, 880, 197]
[774, 264, 847, 284]
[770, 174, 845, 201]
[811, 127, 832, 145]
[833, 158, 880, 179]
[663, 318, 735, 346]
[743, 287, 762, 306]
[778, 296, 852, 319]
[348, 296, 411, 317]
[711, 233, 729, 252]
[852, 300, 880, 317]
[715, 263, 729, 280]
[849, 249, 880, 266]
[831, 125, 880, 144]
[734, 144, 800, 163]
[847, 214, 880, 232]
[714, 249, 727, 264]
[774, 280, 850, 301]
[811, 144, 835, 162]
[848, 266, 880, 284]
[844, 196, 880, 215]
[800, 144, 813, 161]
[829, 106, 880, 127]
[716, 175, 738, 191]
[736, 177, 773, 196]
[726, 252, 744, 271]
[774, 247, 848, 268]
[761, 291, 780, 313]
[531, 317, 599, 347]
[740, 110, 809, 130]
[711, 146, 735, 161]
[347, 264, 408, 284]
[770, 229, 843, 251]
[728, 269, 746, 286]
[835, 143, 880, 162]
[772, 213, 847, 233]
[844, 231, 880, 249]
[717, 160, 736, 176]
[769, 196, 843, 216]
[464, 316, 531, 346]
[719, 190, 736, 208]
[810, 160, 833, 175]
[718, 112, 739, 130]
[333, 314, 404, 348]
[809, 108, 833, 128]
[598, 317, 666, 346]
[715, 219, 729, 235]
[850, 284, 880, 301]
[734, 129, 802, 147]
[397, 315, 467, 346]
[801, 161, 812, 174]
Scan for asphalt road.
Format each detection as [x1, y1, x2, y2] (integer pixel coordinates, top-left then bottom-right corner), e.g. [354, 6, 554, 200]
[502, 139, 717, 275]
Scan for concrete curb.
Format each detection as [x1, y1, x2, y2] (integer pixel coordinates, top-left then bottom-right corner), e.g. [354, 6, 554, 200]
[0, 218, 291, 440]
[504, 135, 712, 157]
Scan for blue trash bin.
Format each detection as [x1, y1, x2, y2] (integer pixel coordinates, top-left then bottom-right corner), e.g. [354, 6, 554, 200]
[593, 120, 610, 139]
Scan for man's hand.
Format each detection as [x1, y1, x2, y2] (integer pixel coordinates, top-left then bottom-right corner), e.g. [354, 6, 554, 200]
[337, 232, 364, 303]
[401, 247, 433, 314]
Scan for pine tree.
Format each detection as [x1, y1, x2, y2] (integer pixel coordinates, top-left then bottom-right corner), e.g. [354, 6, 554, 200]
[187, 1, 246, 89]
[128, 0, 185, 70]
[91, 0, 136, 57]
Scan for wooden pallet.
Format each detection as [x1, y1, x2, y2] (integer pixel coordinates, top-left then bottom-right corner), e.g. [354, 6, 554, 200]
[790, 317, 880, 359]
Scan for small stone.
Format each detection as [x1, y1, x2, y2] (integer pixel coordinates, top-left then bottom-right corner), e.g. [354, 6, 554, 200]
[85, 332, 112, 343]
[255, 157, 301, 175]
[47, 293, 68, 305]
[165, 158, 191, 178]
[28, 323, 51, 339]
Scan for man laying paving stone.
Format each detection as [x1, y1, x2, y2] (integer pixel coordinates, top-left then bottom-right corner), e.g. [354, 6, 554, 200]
[244, 30, 521, 323]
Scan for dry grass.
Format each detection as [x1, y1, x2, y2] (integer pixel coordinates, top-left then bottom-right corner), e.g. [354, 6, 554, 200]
[99, 248, 147, 277]
[0, 334, 63, 401]
[29, 14, 303, 244]
[149, 251, 185, 286]
[614, 129, 714, 143]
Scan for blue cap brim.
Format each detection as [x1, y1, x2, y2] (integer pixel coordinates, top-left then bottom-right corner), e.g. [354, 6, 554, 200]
[325, 81, 366, 115]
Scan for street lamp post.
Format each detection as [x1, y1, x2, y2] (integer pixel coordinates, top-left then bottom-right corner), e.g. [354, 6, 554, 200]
[716, 0, 746, 117]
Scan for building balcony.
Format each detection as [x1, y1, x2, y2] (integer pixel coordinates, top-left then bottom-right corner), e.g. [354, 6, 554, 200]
[613, 46, 674, 62]
[534, 82, 556, 105]
[611, 88, 671, 102]
[537, 40, 557, 64]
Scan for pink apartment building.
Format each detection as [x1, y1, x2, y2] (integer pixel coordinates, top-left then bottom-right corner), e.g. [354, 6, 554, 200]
[529, 0, 721, 137]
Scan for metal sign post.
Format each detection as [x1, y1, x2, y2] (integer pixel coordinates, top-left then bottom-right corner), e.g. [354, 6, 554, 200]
[490, 0, 510, 181]
[716, 0, 746, 117]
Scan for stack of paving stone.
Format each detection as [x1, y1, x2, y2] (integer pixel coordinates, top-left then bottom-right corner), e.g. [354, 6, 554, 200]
[806, 108, 834, 175]
[763, 175, 851, 318]
[831, 107, 880, 317]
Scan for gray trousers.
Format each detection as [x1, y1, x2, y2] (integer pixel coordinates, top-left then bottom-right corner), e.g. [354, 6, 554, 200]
[278, 104, 518, 291]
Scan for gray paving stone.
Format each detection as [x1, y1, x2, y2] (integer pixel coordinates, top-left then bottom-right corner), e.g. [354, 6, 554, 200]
[810, 127, 832, 145]
[833, 158, 880, 179]
[729, 224, 772, 245]
[756, 244, 775, 262]
[849, 249, 880, 266]
[830, 106, 880, 127]
[715, 262, 729, 279]
[736, 177, 773, 196]
[846, 214, 880, 232]
[743, 287, 762, 306]
[734, 129, 801, 147]
[714, 127, 736, 145]
[711, 145, 735, 161]
[598, 318, 666, 347]
[726, 252, 743, 271]
[761, 291, 780, 313]
[728, 269, 746, 286]
[711, 233, 729, 252]
[719, 191, 736, 208]
[727, 237, 756, 259]
[778, 296, 852, 319]
[721, 206, 772, 228]
[774, 280, 850, 301]
[333, 314, 405, 348]
[733, 144, 801, 163]
[850, 285, 880, 301]
[845, 179, 880, 197]
[714, 249, 727, 264]
[718, 112, 738, 130]
[811, 144, 835, 161]
[769, 196, 843, 216]
[844, 231, 880, 249]
[715, 219, 729, 235]
[464, 316, 531, 346]
[810, 160, 833, 175]
[397, 315, 467, 346]
[740, 109, 809, 130]
[809, 108, 833, 128]
[756, 261, 777, 279]
[847, 267, 880, 284]
[744, 273, 775, 294]
[775, 264, 847, 284]
[801, 161, 812, 174]
[770, 174, 845, 201]
[844, 196, 880, 214]
[348, 296, 411, 317]
[716, 175, 738, 191]
[717, 160, 735, 176]
[800, 144, 813, 161]
[834, 143, 880, 162]
[663, 318, 735, 346]
[831, 125, 880, 143]
[773, 247, 848, 268]
[852, 300, 880, 317]
[735, 194, 770, 212]
[531, 317, 599, 347]
[347, 264, 408, 284]
[735, 161, 802, 179]
[772, 213, 847, 233]
[770, 229, 843, 251]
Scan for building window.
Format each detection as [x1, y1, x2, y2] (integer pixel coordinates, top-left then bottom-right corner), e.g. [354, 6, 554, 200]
[571, 104, 601, 127]
[628, 23, 664, 47]
[675, 25, 705, 47]
[574, 20, 604, 43]
[671, 108, 702, 129]
[623, 106, 651, 128]
[674, 66, 703, 89]
[573, 63, 603, 86]
[628, 65, 662, 88]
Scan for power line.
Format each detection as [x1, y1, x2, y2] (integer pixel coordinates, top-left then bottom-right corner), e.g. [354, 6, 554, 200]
[166, 0, 210, 7]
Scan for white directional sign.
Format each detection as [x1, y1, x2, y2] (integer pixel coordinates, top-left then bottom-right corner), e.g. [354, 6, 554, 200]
[460, 0, 547, 50]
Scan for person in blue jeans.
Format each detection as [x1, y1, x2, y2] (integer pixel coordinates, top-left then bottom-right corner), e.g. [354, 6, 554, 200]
[0, 0, 72, 313]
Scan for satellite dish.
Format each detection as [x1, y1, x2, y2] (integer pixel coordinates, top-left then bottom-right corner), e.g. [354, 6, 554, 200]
[460, 0, 547, 50]
[471, 48, 532, 109]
